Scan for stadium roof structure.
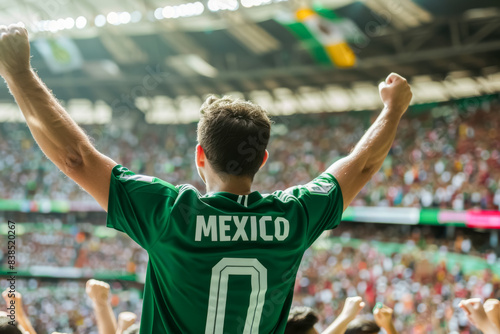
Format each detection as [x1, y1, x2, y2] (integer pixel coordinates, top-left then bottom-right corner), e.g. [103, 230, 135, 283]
[0, 0, 499, 121]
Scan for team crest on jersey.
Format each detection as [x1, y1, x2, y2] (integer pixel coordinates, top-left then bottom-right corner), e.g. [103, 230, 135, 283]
[119, 174, 154, 183]
[306, 182, 334, 194]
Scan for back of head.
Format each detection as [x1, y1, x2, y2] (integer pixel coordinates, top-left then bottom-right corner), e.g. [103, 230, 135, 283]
[284, 306, 319, 334]
[344, 318, 380, 334]
[197, 95, 272, 179]
[0, 316, 23, 334]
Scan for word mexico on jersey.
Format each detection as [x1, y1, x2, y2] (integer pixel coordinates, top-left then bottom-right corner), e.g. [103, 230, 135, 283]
[195, 215, 290, 242]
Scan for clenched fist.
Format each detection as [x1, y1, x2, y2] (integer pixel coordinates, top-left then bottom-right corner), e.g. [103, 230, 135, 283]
[117, 311, 138, 334]
[0, 24, 31, 79]
[459, 298, 500, 334]
[2, 289, 24, 309]
[86, 279, 111, 304]
[379, 73, 412, 115]
[483, 299, 500, 329]
[339, 296, 365, 322]
[373, 303, 396, 333]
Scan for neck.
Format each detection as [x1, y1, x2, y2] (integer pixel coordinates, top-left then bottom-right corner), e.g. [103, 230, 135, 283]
[206, 175, 253, 195]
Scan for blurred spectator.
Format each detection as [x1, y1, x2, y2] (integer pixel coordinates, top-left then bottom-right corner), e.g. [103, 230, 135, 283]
[285, 306, 319, 334]
[0, 315, 23, 334]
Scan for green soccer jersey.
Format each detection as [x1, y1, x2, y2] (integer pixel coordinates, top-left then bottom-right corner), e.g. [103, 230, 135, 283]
[106, 164, 343, 334]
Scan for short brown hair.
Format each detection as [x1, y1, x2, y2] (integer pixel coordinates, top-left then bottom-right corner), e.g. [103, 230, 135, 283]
[197, 95, 272, 178]
[285, 306, 319, 334]
[344, 318, 380, 334]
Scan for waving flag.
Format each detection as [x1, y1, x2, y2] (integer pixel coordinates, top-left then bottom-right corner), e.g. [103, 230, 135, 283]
[277, 7, 362, 67]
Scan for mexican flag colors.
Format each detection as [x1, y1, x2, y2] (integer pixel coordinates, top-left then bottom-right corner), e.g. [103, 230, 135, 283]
[277, 7, 360, 67]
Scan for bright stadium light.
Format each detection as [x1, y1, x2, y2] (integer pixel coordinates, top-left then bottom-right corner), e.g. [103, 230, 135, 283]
[48, 20, 58, 32]
[178, 4, 190, 16]
[193, 2, 204, 15]
[154, 7, 164, 20]
[131, 11, 142, 23]
[56, 18, 66, 30]
[119, 12, 131, 24]
[162, 6, 177, 18]
[241, 0, 272, 7]
[75, 16, 87, 29]
[95, 15, 106, 27]
[42, 20, 50, 31]
[163, 2, 204, 18]
[64, 17, 75, 29]
[107, 12, 120, 25]
[208, 0, 238, 12]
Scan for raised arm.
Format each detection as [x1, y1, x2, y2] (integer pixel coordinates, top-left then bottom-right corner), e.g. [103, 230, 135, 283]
[86, 279, 118, 334]
[326, 73, 412, 211]
[322, 296, 365, 334]
[0, 24, 116, 211]
[2, 290, 37, 334]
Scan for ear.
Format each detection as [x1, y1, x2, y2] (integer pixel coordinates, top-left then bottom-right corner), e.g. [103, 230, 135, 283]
[260, 150, 269, 168]
[196, 144, 206, 167]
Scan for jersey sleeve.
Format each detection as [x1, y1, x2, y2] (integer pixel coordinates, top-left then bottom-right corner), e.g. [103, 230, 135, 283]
[284, 172, 343, 247]
[106, 164, 179, 250]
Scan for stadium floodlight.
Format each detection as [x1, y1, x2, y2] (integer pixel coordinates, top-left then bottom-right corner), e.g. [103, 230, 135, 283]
[208, 0, 239, 12]
[42, 20, 51, 32]
[154, 7, 164, 20]
[75, 16, 87, 29]
[64, 17, 75, 29]
[48, 20, 58, 33]
[107, 12, 120, 25]
[163, 2, 205, 18]
[130, 11, 142, 23]
[163, 6, 177, 18]
[241, 0, 272, 8]
[193, 2, 205, 15]
[56, 18, 66, 30]
[95, 15, 106, 27]
[119, 12, 131, 24]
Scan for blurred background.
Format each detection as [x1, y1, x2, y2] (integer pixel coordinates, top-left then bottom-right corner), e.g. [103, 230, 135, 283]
[0, 0, 500, 333]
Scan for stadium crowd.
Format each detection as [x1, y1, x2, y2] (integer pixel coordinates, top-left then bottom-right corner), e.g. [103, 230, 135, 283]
[2, 219, 498, 274]
[1, 97, 499, 210]
[2, 223, 499, 333]
[292, 229, 500, 333]
[4, 222, 148, 274]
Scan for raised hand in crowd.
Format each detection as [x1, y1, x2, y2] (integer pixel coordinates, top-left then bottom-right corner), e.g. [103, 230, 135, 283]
[483, 299, 500, 330]
[322, 296, 365, 334]
[459, 298, 499, 334]
[1, 290, 36, 334]
[116, 312, 137, 334]
[86, 279, 117, 334]
[373, 303, 398, 334]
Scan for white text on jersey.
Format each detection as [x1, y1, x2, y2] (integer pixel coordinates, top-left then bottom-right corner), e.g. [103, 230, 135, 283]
[195, 215, 290, 242]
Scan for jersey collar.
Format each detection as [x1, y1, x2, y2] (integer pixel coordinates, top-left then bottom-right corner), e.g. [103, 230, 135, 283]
[204, 191, 263, 207]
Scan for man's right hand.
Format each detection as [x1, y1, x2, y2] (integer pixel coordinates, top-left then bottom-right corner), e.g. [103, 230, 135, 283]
[378, 73, 413, 115]
[0, 24, 31, 79]
[86, 279, 111, 304]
